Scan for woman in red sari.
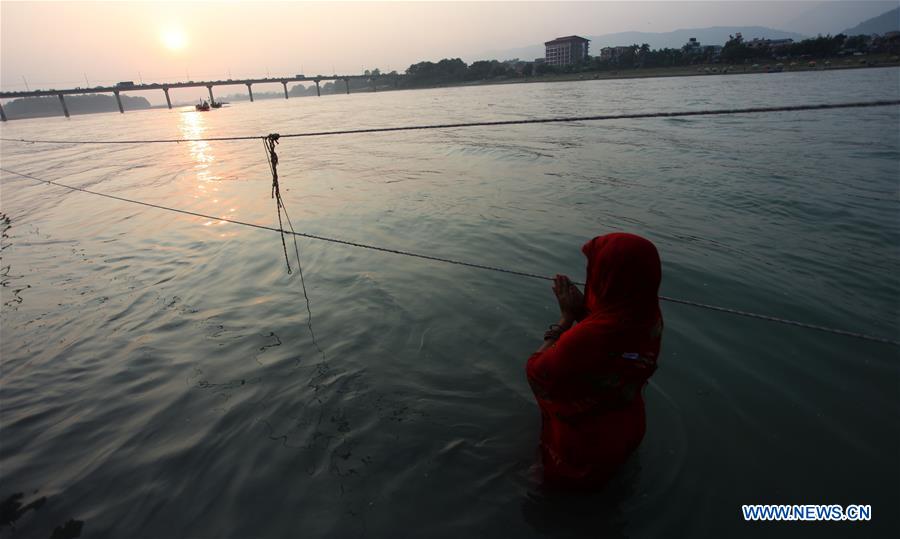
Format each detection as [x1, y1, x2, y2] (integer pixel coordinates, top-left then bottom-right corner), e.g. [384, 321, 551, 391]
[526, 233, 663, 490]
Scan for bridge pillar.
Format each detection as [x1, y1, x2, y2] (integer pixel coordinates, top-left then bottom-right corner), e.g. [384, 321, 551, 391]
[58, 93, 70, 118]
[344, 78, 350, 95]
[315, 80, 320, 97]
[207, 85, 214, 103]
[163, 87, 172, 109]
[113, 91, 124, 113]
[0, 101, 6, 122]
[246, 83, 254, 102]
[282, 81, 288, 99]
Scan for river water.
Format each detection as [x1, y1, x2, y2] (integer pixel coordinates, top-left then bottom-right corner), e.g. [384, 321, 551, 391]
[1, 68, 898, 538]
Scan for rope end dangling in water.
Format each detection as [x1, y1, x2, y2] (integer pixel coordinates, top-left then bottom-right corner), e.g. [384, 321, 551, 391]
[260, 135, 326, 357]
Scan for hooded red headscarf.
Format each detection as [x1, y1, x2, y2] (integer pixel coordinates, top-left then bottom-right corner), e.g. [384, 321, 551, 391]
[526, 233, 663, 489]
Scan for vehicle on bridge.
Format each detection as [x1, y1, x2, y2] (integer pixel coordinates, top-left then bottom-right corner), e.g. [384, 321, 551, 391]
[116, 81, 135, 88]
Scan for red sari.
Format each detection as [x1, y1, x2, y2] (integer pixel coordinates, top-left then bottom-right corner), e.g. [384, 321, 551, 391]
[526, 233, 663, 489]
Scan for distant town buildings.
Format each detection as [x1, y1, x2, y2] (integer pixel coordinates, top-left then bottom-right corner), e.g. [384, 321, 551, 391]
[746, 38, 794, 50]
[680, 37, 723, 59]
[681, 37, 723, 57]
[599, 46, 633, 61]
[544, 36, 590, 66]
[502, 58, 532, 75]
[683, 37, 702, 54]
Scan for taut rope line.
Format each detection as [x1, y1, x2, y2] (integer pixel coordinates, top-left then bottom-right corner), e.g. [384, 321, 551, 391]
[1, 100, 898, 145]
[1, 167, 897, 346]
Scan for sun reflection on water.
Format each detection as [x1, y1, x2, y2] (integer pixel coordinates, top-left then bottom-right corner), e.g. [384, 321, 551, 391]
[180, 110, 218, 182]
[179, 110, 239, 236]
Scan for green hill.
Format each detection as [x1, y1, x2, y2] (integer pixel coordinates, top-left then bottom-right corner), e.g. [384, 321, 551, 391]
[842, 7, 900, 36]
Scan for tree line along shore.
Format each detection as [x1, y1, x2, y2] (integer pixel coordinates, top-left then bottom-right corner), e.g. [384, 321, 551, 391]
[393, 32, 900, 90]
[458, 53, 900, 88]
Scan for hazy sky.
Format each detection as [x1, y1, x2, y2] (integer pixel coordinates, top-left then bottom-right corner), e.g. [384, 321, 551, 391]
[1, 1, 894, 95]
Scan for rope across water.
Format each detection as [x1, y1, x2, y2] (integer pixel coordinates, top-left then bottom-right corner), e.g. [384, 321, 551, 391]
[1, 100, 898, 145]
[2, 167, 897, 346]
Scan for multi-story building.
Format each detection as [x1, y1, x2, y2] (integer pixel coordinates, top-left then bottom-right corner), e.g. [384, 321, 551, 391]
[544, 36, 590, 66]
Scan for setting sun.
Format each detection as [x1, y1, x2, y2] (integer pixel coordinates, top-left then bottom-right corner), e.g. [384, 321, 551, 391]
[161, 27, 187, 51]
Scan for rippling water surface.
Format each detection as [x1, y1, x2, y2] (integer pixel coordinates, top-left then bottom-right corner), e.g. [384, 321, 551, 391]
[1, 68, 898, 538]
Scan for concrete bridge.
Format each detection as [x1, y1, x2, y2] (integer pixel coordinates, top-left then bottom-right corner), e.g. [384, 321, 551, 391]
[0, 73, 402, 121]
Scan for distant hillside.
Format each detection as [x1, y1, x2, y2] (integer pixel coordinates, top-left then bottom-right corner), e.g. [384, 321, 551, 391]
[842, 7, 900, 36]
[785, 1, 896, 35]
[473, 26, 807, 62]
[4, 94, 151, 119]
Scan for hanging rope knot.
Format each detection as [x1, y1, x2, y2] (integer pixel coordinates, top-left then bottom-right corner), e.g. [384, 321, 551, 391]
[264, 135, 281, 198]
[265, 133, 281, 169]
[262, 133, 292, 273]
